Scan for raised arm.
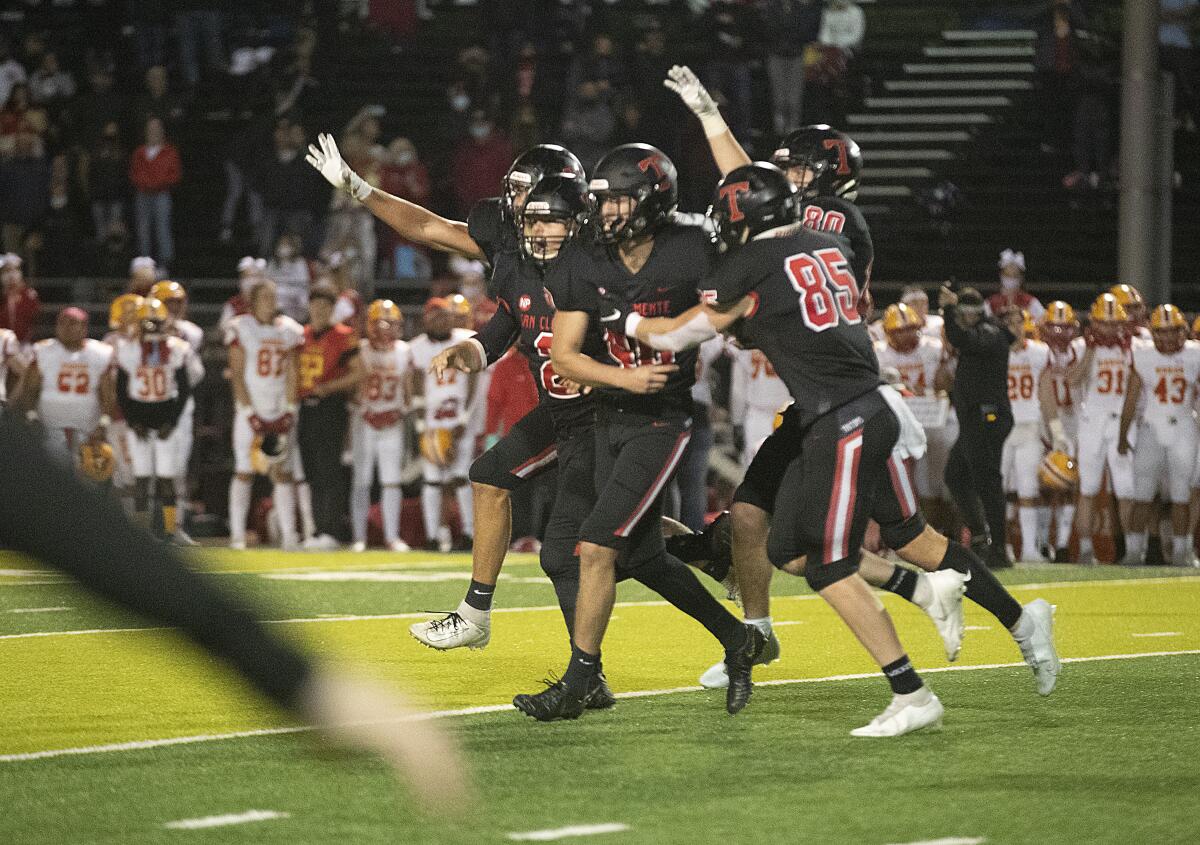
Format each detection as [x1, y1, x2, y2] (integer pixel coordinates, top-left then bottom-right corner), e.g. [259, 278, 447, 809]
[307, 133, 485, 261]
[665, 66, 751, 177]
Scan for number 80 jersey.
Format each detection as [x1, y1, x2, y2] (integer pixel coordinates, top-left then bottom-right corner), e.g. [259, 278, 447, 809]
[224, 313, 304, 416]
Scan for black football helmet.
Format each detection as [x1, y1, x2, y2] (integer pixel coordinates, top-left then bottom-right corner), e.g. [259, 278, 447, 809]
[502, 144, 585, 226]
[709, 162, 799, 254]
[588, 143, 678, 243]
[771, 124, 862, 202]
[518, 173, 589, 266]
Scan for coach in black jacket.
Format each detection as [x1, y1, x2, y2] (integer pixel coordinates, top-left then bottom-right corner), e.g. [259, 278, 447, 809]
[940, 285, 1015, 569]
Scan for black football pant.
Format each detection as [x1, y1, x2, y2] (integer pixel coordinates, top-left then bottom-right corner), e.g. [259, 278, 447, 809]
[945, 404, 1012, 548]
[298, 395, 349, 539]
[0, 413, 311, 708]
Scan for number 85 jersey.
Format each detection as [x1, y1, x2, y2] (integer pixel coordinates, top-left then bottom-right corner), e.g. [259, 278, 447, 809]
[224, 313, 304, 416]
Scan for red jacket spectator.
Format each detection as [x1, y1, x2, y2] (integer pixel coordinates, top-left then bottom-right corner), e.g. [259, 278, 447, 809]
[129, 142, 181, 193]
[0, 258, 40, 344]
[450, 114, 513, 217]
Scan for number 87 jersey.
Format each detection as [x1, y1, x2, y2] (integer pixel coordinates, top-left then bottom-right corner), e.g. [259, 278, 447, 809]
[224, 313, 305, 417]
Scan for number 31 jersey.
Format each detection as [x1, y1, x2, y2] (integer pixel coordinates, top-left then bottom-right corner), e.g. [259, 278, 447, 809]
[1081, 340, 1131, 418]
[32, 338, 113, 430]
[224, 313, 304, 416]
[702, 223, 878, 428]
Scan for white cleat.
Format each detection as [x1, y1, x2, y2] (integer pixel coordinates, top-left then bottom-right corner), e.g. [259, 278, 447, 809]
[350, 541, 367, 553]
[173, 529, 199, 547]
[304, 533, 340, 551]
[228, 539, 247, 551]
[698, 631, 781, 688]
[1015, 598, 1060, 696]
[851, 687, 944, 737]
[436, 526, 453, 554]
[923, 569, 968, 662]
[389, 539, 412, 553]
[409, 611, 490, 650]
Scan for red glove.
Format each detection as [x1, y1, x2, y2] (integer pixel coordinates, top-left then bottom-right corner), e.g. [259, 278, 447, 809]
[249, 414, 267, 434]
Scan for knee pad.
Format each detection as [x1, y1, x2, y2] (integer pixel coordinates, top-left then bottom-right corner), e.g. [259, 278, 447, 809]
[803, 554, 860, 592]
[881, 513, 927, 552]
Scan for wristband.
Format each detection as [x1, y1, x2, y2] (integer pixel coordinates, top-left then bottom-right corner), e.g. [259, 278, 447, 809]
[699, 111, 729, 139]
[348, 170, 373, 202]
[25, 410, 39, 422]
[624, 312, 644, 338]
[98, 414, 112, 428]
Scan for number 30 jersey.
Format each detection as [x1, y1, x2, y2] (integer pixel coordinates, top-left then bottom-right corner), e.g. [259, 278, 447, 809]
[702, 223, 879, 428]
[1006, 339, 1050, 424]
[113, 335, 201, 404]
[32, 338, 113, 431]
[224, 313, 304, 417]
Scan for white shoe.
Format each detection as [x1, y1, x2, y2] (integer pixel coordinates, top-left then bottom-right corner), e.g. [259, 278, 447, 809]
[922, 569, 967, 662]
[1015, 599, 1060, 696]
[409, 610, 490, 650]
[388, 539, 411, 553]
[173, 529, 199, 547]
[698, 630, 781, 688]
[229, 539, 247, 551]
[351, 541, 367, 553]
[304, 533, 340, 551]
[851, 688, 943, 737]
[436, 526, 452, 554]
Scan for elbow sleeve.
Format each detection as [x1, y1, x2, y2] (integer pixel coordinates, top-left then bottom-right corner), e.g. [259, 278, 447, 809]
[642, 312, 719, 353]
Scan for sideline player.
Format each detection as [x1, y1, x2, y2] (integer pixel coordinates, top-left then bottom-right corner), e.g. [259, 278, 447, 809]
[1040, 301, 1082, 560]
[108, 298, 204, 536]
[225, 279, 306, 550]
[0, 323, 24, 409]
[1119, 305, 1200, 566]
[1068, 293, 1135, 564]
[409, 298, 478, 552]
[101, 294, 143, 504]
[19, 307, 115, 467]
[352, 299, 412, 552]
[729, 346, 790, 468]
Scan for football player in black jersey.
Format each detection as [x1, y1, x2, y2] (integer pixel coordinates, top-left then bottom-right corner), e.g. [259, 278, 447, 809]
[530, 143, 763, 721]
[666, 71, 1059, 698]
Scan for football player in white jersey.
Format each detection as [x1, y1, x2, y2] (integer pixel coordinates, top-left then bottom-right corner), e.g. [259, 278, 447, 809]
[0, 325, 25, 409]
[900, 285, 944, 341]
[729, 347, 791, 468]
[1068, 293, 1135, 564]
[352, 299, 413, 552]
[1109, 283, 1151, 342]
[999, 309, 1065, 562]
[225, 279, 307, 550]
[19, 307, 114, 467]
[107, 299, 204, 536]
[101, 294, 144, 504]
[408, 298, 478, 552]
[1118, 305, 1200, 566]
[1039, 301, 1082, 560]
[875, 303, 950, 517]
[151, 280, 204, 544]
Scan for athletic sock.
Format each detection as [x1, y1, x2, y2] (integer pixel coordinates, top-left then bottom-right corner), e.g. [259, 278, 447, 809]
[561, 644, 599, 698]
[1055, 504, 1076, 549]
[456, 484, 475, 538]
[273, 482, 297, 548]
[744, 616, 773, 637]
[634, 553, 746, 651]
[351, 485, 370, 544]
[1125, 531, 1147, 563]
[881, 565, 919, 602]
[162, 504, 177, 536]
[463, 579, 495, 612]
[381, 485, 401, 544]
[229, 476, 251, 544]
[1173, 534, 1192, 564]
[296, 482, 317, 541]
[420, 484, 441, 542]
[940, 540, 1022, 630]
[1078, 535, 1093, 559]
[1018, 506, 1040, 560]
[882, 655, 923, 695]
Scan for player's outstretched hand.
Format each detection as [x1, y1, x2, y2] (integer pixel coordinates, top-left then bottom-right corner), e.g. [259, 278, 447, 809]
[663, 65, 720, 122]
[299, 664, 472, 813]
[306, 132, 372, 201]
[624, 363, 678, 394]
[430, 344, 477, 379]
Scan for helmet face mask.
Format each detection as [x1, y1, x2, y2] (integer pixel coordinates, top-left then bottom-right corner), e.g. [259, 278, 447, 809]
[589, 144, 678, 244]
[709, 162, 798, 256]
[502, 144, 585, 235]
[771, 125, 862, 202]
[887, 326, 920, 354]
[518, 174, 588, 264]
[1040, 322, 1076, 351]
[1150, 304, 1187, 355]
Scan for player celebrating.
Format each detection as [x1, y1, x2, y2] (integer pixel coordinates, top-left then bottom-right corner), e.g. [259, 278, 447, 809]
[408, 297, 479, 552]
[225, 279, 305, 550]
[1119, 305, 1200, 567]
[352, 299, 412, 552]
[108, 298, 204, 536]
[19, 307, 114, 468]
[1069, 293, 1136, 564]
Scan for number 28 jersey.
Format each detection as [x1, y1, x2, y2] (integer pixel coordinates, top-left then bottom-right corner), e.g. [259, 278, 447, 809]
[702, 223, 878, 428]
[224, 313, 304, 416]
[1006, 339, 1050, 424]
[32, 338, 113, 431]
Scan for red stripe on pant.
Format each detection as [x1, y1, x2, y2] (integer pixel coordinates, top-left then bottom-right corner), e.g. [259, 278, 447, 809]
[614, 430, 691, 538]
[822, 430, 863, 564]
[887, 453, 917, 518]
[512, 444, 558, 478]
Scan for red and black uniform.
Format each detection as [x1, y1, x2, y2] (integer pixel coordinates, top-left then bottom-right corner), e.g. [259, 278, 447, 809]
[706, 224, 921, 589]
[297, 323, 359, 539]
[798, 195, 874, 290]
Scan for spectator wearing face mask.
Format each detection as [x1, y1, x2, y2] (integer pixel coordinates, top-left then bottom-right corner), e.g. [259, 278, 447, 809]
[266, 233, 312, 323]
[985, 249, 1045, 320]
[449, 111, 513, 218]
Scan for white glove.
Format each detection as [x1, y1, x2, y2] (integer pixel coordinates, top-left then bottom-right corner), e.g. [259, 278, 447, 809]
[1048, 417, 1070, 454]
[306, 132, 372, 201]
[663, 65, 727, 138]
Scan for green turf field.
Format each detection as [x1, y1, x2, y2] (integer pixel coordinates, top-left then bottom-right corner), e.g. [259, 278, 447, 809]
[1, 551, 1197, 844]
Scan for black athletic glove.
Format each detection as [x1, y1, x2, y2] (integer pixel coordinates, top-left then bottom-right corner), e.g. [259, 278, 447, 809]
[597, 289, 632, 334]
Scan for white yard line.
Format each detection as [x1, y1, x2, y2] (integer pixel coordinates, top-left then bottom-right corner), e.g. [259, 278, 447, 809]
[1131, 632, 1182, 638]
[163, 810, 289, 830]
[507, 823, 630, 841]
[7, 607, 72, 613]
[886, 838, 985, 845]
[2, 649, 1196, 764]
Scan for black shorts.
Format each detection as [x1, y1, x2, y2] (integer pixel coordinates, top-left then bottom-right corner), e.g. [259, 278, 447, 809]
[468, 403, 559, 491]
[766, 390, 916, 588]
[733, 404, 802, 513]
[579, 403, 692, 555]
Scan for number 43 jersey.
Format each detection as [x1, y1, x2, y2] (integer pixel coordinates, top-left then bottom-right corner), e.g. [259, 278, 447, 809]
[702, 223, 879, 428]
[1132, 339, 1200, 435]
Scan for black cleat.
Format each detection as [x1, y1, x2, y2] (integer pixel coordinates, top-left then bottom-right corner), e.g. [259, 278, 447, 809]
[585, 671, 617, 710]
[665, 511, 734, 585]
[513, 677, 587, 722]
[725, 624, 766, 715]
[986, 543, 1013, 570]
[1053, 547, 1071, 564]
